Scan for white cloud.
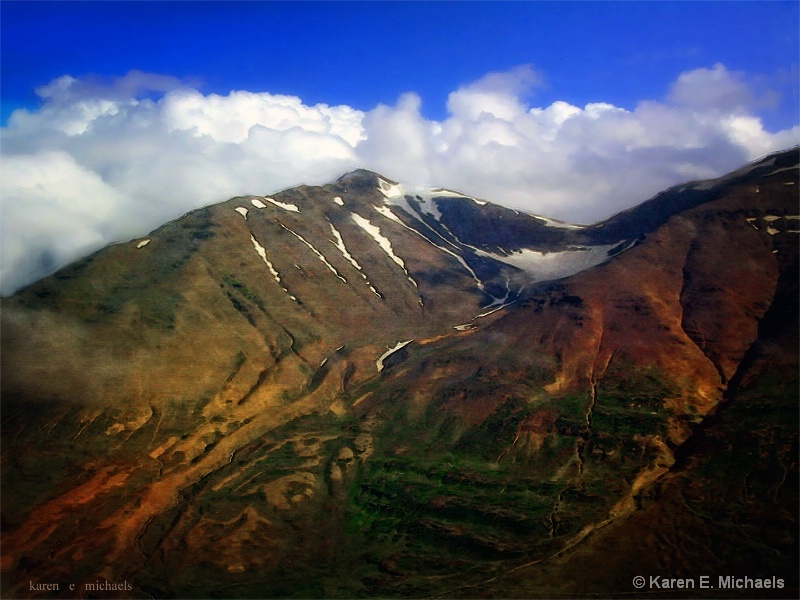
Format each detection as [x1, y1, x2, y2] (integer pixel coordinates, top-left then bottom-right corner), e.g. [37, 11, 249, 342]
[357, 64, 797, 220]
[160, 88, 364, 146]
[35, 70, 189, 103]
[447, 65, 542, 121]
[668, 62, 753, 111]
[1, 66, 797, 294]
[0, 151, 129, 291]
[357, 92, 435, 182]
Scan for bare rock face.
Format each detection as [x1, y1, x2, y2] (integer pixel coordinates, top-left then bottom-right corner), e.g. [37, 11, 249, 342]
[1, 148, 797, 598]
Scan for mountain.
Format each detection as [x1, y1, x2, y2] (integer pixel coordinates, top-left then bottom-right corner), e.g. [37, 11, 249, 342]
[1, 148, 798, 598]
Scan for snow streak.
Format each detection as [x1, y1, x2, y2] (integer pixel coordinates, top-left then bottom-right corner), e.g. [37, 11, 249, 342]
[351, 212, 417, 288]
[328, 223, 382, 298]
[263, 197, 300, 212]
[250, 234, 297, 301]
[280, 224, 347, 284]
[376, 340, 414, 372]
[373, 205, 485, 291]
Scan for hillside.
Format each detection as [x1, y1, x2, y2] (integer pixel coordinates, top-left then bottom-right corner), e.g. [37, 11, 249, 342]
[1, 148, 798, 598]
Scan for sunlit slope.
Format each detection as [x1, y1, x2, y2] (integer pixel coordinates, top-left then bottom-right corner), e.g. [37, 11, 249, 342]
[334, 156, 798, 597]
[1, 148, 797, 598]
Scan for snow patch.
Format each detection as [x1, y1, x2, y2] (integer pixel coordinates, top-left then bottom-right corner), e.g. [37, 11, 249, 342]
[430, 187, 487, 205]
[329, 223, 382, 298]
[373, 204, 485, 290]
[532, 214, 586, 229]
[482, 277, 514, 309]
[234, 207, 249, 219]
[250, 234, 298, 301]
[352, 213, 417, 287]
[373, 204, 404, 226]
[488, 243, 622, 282]
[333, 196, 345, 206]
[376, 340, 414, 372]
[476, 303, 514, 319]
[378, 179, 500, 241]
[379, 183, 507, 259]
[263, 197, 300, 213]
[250, 235, 280, 282]
[373, 176, 613, 289]
[329, 224, 363, 272]
[251, 198, 267, 209]
[761, 165, 799, 178]
[454, 297, 515, 330]
[377, 178, 403, 199]
[281, 224, 346, 283]
[136, 239, 151, 249]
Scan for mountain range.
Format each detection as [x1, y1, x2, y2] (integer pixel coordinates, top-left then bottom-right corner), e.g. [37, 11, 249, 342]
[1, 147, 798, 598]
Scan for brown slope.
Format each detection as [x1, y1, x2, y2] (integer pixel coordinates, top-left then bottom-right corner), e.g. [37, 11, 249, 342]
[0, 153, 797, 598]
[0, 174, 494, 595]
[1, 172, 494, 404]
[329, 157, 798, 597]
[462, 198, 800, 600]
[378, 157, 794, 442]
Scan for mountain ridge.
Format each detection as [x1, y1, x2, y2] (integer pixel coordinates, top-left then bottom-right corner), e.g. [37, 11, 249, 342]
[1, 147, 797, 598]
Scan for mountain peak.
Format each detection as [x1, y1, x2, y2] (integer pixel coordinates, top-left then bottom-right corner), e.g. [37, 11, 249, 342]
[1, 152, 798, 598]
[335, 167, 389, 187]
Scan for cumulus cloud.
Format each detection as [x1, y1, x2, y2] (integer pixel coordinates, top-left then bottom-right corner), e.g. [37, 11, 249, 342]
[1, 65, 797, 294]
[447, 64, 543, 121]
[36, 70, 189, 104]
[358, 63, 797, 220]
[668, 62, 754, 111]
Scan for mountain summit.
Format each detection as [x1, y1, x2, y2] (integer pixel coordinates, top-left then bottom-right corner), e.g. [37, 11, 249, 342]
[2, 148, 798, 598]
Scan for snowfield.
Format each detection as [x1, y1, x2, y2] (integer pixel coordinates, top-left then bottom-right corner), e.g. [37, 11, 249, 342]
[487, 243, 629, 282]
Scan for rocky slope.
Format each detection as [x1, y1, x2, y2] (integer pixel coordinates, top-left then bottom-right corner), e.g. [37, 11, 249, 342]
[1, 148, 797, 598]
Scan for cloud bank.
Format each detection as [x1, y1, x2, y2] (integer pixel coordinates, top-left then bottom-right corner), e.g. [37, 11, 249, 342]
[1, 65, 797, 294]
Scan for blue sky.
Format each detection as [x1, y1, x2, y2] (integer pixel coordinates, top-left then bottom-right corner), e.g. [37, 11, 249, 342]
[3, 1, 798, 128]
[1, 1, 798, 294]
